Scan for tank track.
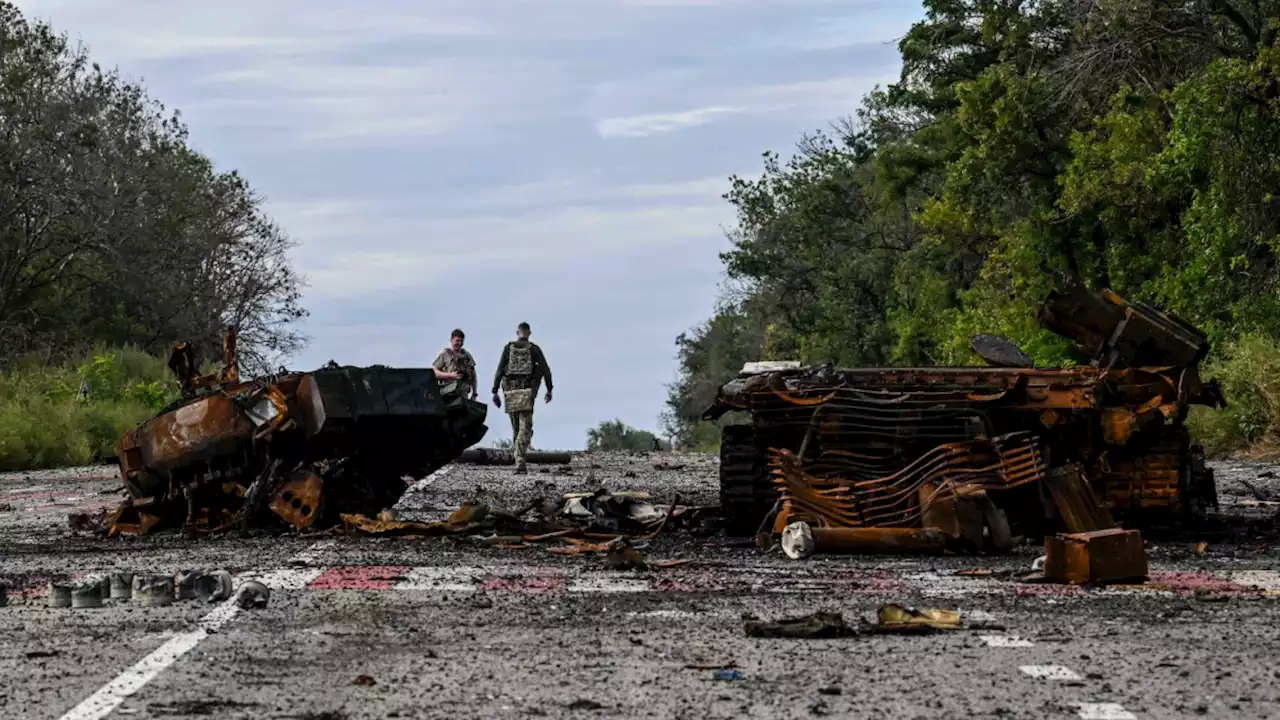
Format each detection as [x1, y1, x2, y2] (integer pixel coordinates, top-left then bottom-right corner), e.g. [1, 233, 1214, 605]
[718, 424, 775, 536]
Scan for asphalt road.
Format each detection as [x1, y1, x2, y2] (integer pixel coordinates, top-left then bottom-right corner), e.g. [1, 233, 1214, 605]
[1, 453, 1279, 720]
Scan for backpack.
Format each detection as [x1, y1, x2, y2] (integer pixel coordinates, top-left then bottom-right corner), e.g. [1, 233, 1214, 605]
[507, 342, 533, 377]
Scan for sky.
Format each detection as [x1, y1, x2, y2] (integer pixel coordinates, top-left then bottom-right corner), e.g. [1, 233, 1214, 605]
[14, 0, 924, 449]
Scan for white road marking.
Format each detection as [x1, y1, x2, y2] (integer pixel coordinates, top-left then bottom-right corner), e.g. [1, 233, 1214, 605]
[408, 465, 453, 494]
[567, 575, 651, 593]
[1073, 702, 1137, 719]
[965, 609, 999, 623]
[288, 539, 335, 567]
[1228, 570, 1280, 591]
[57, 598, 243, 720]
[256, 567, 326, 590]
[56, 542, 328, 720]
[980, 635, 1033, 647]
[396, 566, 484, 592]
[1019, 665, 1081, 680]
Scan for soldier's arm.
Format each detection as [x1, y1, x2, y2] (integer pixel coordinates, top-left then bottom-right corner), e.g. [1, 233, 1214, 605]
[491, 344, 509, 395]
[431, 350, 446, 370]
[534, 344, 552, 391]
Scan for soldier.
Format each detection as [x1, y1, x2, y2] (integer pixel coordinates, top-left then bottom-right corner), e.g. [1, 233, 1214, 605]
[433, 328, 477, 399]
[491, 321, 553, 474]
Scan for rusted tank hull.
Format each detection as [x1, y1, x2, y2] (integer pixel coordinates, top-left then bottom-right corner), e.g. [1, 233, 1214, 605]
[707, 281, 1225, 545]
[113, 351, 488, 536]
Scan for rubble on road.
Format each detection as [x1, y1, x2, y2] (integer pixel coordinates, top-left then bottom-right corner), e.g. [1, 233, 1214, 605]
[705, 279, 1227, 573]
[106, 326, 489, 537]
[742, 604, 968, 639]
[457, 449, 572, 466]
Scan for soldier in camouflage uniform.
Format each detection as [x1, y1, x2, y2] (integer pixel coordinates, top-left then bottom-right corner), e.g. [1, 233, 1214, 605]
[491, 322, 553, 474]
[432, 328, 477, 399]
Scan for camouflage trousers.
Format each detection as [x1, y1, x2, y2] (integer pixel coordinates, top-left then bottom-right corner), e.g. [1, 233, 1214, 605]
[508, 410, 533, 461]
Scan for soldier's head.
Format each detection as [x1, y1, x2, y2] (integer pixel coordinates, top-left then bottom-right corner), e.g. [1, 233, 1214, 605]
[450, 328, 465, 351]
[516, 322, 530, 340]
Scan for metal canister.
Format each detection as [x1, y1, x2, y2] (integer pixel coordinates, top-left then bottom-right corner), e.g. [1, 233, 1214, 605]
[133, 574, 175, 607]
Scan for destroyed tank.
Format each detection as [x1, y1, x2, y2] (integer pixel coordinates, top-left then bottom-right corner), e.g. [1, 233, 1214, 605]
[110, 328, 488, 535]
[704, 280, 1226, 541]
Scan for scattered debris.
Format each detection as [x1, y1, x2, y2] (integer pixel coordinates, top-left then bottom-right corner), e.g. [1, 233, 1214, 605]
[109, 572, 133, 599]
[353, 675, 377, 687]
[196, 571, 234, 603]
[25, 650, 59, 659]
[457, 449, 572, 466]
[872, 604, 961, 634]
[743, 611, 860, 639]
[47, 582, 72, 608]
[744, 604, 969, 638]
[234, 580, 270, 609]
[567, 699, 605, 711]
[685, 662, 737, 671]
[70, 582, 102, 608]
[1044, 529, 1149, 585]
[711, 669, 744, 682]
[603, 537, 647, 570]
[134, 574, 175, 607]
[68, 510, 110, 532]
[780, 521, 814, 560]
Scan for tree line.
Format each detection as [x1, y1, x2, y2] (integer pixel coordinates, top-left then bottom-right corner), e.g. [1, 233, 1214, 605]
[664, 1, 1280, 453]
[0, 3, 305, 373]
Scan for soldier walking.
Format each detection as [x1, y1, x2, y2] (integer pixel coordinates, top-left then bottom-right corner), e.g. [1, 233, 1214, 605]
[433, 328, 477, 399]
[491, 322, 553, 474]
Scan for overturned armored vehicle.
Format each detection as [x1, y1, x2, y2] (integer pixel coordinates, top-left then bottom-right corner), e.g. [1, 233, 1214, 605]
[704, 280, 1226, 545]
[110, 329, 488, 535]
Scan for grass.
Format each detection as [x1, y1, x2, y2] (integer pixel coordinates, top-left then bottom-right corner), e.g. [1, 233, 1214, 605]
[0, 346, 177, 471]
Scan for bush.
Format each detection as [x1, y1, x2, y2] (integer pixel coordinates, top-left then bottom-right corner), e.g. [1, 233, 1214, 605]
[0, 346, 177, 470]
[1187, 333, 1280, 457]
[586, 419, 667, 452]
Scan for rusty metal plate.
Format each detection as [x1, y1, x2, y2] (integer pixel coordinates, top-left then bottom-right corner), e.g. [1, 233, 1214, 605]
[270, 471, 325, 530]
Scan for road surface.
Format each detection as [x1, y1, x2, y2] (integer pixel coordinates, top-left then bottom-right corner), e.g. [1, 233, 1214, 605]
[1, 453, 1278, 719]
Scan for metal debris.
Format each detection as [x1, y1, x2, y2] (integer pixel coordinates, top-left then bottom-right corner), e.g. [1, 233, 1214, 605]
[1044, 528, 1149, 585]
[705, 280, 1225, 553]
[109, 326, 489, 537]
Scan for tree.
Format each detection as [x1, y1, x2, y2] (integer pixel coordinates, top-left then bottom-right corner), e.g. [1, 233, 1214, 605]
[586, 419, 665, 452]
[0, 3, 306, 371]
[667, 0, 1280, 452]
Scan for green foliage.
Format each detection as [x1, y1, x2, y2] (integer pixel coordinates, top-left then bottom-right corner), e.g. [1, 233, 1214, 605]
[0, 347, 177, 470]
[667, 0, 1280, 454]
[1187, 334, 1280, 456]
[586, 419, 665, 452]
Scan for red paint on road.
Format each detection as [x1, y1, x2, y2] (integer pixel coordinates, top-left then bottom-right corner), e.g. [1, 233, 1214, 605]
[308, 566, 408, 590]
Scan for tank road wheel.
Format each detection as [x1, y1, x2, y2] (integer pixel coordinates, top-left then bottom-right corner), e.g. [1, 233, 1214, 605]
[719, 424, 774, 536]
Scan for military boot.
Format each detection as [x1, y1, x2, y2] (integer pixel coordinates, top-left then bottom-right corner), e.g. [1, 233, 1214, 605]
[514, 458, 528, 475]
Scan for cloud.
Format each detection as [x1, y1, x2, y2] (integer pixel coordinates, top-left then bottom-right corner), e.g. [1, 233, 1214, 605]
[278, 199, 733, 300]
[10, 0, 925, 449]
[597, 106, 745, 138]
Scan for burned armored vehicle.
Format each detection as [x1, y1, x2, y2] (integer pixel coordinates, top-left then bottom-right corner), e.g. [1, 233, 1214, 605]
[109, 328, 488, 535]
[704, 280, 1226, 544]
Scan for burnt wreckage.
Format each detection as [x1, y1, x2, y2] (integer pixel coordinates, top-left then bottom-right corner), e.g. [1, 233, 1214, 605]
[109, 328, 489, 535]
[704, 281, 1227, 547]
